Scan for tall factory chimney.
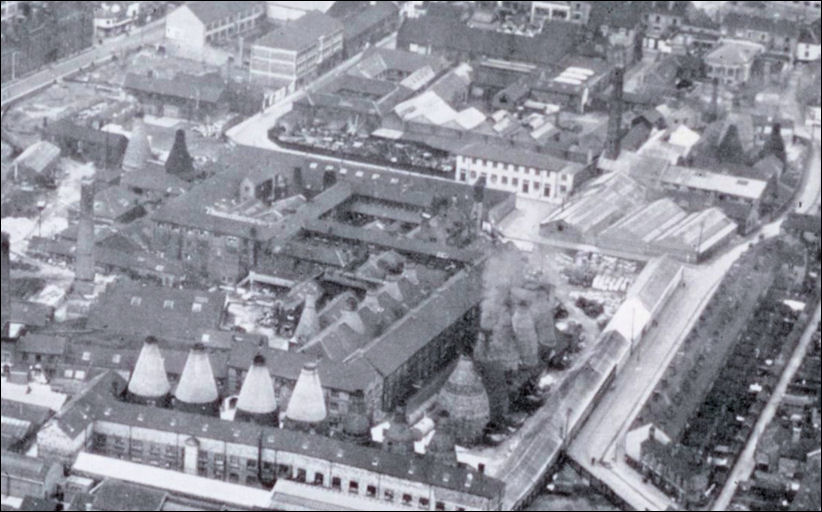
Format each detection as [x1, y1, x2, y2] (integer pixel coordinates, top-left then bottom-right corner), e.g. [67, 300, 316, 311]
[472, 176, 486, 232]
[234, 354, 279, 425]
[605, 67, 624, 160]
[709, 77, 719, 122]
[1, 233, 11, 338]
[284, 361, 328, 433]
[75, 177, 96, 293]
[127, 336, 171, 407]
[174, 343, 220, 415]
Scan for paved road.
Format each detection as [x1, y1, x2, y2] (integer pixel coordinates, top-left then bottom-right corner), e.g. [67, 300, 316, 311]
[227, 33, 396, 149]
[713, 302, 822, 511]
[1, 20, 165, 107]
[566, 246, 747, 511]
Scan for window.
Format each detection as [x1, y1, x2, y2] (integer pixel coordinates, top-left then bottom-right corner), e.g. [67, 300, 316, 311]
[112, 354, 121, 364]
[64, 369, 74, 378]
[419, 497, 430, 508]
[435, 502, 445, 511]
[163, 299, 175, 309]
[384, 489, 394, 502]
[403, 494, 413, 505]
[296, 468, 306, 482]
[332, 477, 341, 490]
[366, 485, 377, 497]
[501, 176, 508, 185]
[130, 296, 142, 306]
[192, 303, 202, 313]
[544, 185, 551, 197]
[81, 351, 91, 362]
[314, 472, 324, 485]
[75, 370, 86, 380]
[349, 481, 359, 494]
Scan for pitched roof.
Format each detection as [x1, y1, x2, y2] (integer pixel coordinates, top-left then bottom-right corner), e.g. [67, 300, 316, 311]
[0, 451, 54, 482]
[92, 185, 143, 221]
[17, 334, 67, 356]
[341, 1, 398, 41]
[183, 1, 262, 25]
[86, 280, 224, 342]
[45, 120, 129, 148]
[254, 10, 343, 52]
[723, 11, 799, 39]
[90, 479, 167, 511]
[398, 16, 579, 67]
[124, 73, 225, 104]
[14, 141, 60, 173]
[458, 142, 585, 174]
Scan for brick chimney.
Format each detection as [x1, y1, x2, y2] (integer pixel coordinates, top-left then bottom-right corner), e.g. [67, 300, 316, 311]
[75, 177, 96, 290]
[605, 67, 624, 159]
[1, 233, 10, 338]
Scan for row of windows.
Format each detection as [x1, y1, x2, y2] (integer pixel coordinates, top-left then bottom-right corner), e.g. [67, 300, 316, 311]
[462, 157, 551, 176]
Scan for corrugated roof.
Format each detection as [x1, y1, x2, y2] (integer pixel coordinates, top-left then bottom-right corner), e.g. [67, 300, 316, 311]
[14, 141, 60, 174]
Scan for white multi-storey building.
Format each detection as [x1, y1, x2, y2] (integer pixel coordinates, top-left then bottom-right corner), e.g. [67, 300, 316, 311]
[165, 2, 265, 60]
[455, 143, 589, 203]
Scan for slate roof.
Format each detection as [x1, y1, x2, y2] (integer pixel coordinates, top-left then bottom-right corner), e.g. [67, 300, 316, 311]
[227, 342, 380, 393]
[92, 395, 505, 500]
[0, 451, 54, 482]
[45, 120, 129, 149]
[86, 280, 224, 342]
[341, 1, 398, 41]
[397, 16, 579, 67]
[124, 73, 226, 104]
[17, 334, 67, 356]
[255, 10, 343, 52]
[89, 479, 167, 511]
[184, 1, 262, 25]
[723, 11, 799, 39]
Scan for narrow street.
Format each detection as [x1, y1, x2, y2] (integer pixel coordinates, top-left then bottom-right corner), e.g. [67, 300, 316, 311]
[712, 301, 822, 511]
[1, 19, 165, 107]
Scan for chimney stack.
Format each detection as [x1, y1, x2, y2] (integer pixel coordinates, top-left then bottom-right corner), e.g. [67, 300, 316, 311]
[127, 336, 171, 407]
[341, 389, 371, 445]
[235, 354, 279, 425]
[284, 361, 328, 433]
[75, 178, 96, 290]
[1, 233, 10, 338]
[340, 297, 366, 334]
[605, 67, 624, 159]
[427, 410, 458, 467]
[709, 77, 719, 122]
[174, 343, 220, 415]
[511, 300, 540, 367]
[383, 407, 415, 455]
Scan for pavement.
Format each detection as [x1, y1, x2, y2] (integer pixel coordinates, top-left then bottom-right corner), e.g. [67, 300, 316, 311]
[1, 19, 165, 107]
[566, 243, 748, 511]
[713, 301, 822, 511]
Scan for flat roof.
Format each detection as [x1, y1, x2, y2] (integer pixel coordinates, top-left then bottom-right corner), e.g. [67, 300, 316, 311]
[661, 166, 768, 200]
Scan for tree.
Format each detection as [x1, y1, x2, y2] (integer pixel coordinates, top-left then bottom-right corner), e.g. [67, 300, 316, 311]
[760, 122, 786, 163]
[717, 124, 746, 164]
[165, 129, 194, 179]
